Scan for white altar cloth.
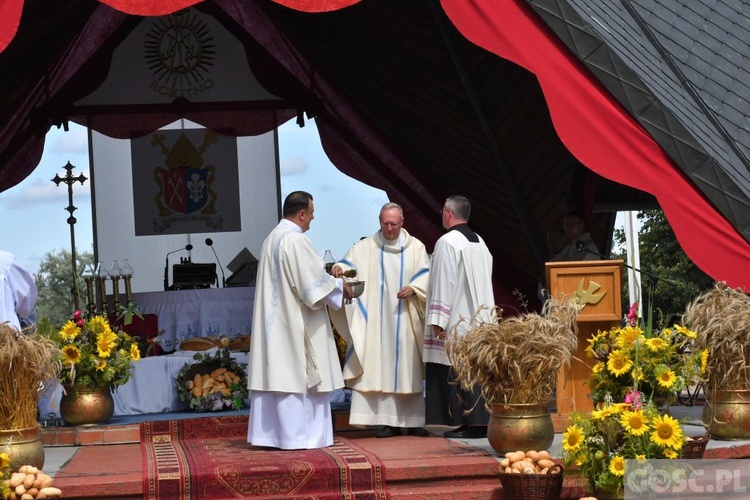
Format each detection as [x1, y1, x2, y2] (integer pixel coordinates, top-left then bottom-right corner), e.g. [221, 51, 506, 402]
[132, 287, 254, 352]
[38, 349, 249, 418]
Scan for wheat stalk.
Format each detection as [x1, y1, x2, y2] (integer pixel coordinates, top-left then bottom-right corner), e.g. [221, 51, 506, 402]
[447, 296, 578, 408]
[0, 323, 61, 429]
[685, 282, 750, 391]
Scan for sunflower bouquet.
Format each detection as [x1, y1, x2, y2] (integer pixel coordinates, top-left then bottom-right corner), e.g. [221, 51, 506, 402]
[53, 311, 141, 390]
[1, 442, 10, 500]
[562, 396, 687, 495]
[586, 320, 707, 407]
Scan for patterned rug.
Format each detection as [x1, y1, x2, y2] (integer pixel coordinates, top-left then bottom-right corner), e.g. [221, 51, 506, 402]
[141, 415, 388, 499]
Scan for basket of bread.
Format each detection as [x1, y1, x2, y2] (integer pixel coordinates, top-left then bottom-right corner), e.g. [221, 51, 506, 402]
[176, 349, 248, 412]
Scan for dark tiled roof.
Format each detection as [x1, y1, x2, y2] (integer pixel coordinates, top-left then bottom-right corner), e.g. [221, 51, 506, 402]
[529, 0, 750, 241]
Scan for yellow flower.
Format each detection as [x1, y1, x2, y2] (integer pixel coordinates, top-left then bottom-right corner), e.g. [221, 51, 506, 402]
[609, 455, 626, 476]
[631, 366, 644, 382]
[646, 337, 667, 351]
[96, 330, 118, 358]
[616, 325, 642, 348]
[664, 448, 678, 459]
[96, 359, 107, 371]
[87, 315, 109, 335]
[59, 320, 81, 341]
[562, 425, 584, 452]
[592, 362, 604, 374]
[607, 349, 633, 376]
[591, 407, 614, 420]
[621, 410, 648, 436]
[62, 345, 82, 364]
[674, 324, 697, 338]
[656, 368, 677, 388]
[0, 452, 10, 469]
[130, 343, 141, 362]
[700, 350, 708, 374]
[635, 454, 646, 461]
[651, 414, 684, 449]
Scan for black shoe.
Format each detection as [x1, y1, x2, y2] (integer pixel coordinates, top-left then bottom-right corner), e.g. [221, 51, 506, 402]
[408, 427, 429, 437]
[443, 425, 485, 438]
[375, 425, 399, 438]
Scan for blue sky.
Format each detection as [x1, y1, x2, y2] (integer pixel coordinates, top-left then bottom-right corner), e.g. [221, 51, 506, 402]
[0, 119, 388, 278]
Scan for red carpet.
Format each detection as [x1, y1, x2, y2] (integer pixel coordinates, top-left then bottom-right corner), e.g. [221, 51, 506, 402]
[141, 415, 388, 499]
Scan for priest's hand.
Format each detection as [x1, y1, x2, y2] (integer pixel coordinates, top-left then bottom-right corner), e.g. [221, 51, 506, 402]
[396, 286, 414, 299]
[331, 265, 344, 277]
[342, 280, 353, 301]
[433, 325, 445, 340]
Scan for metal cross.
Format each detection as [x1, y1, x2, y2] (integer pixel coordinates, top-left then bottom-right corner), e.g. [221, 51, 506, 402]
[52, 161, 87, 312]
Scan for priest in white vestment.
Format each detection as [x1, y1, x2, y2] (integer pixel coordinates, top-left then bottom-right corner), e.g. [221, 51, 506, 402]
[248, 191, 350, 450]
[423, 195, 495, 439]
[332, 203, 430, 438]
[0, 250, 37, 331]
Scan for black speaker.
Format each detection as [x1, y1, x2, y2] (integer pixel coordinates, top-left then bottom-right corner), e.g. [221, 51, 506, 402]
[172, 263, 216, 289]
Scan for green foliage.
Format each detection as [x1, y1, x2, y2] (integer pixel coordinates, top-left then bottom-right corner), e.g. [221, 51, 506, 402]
[34, 247, 94, 327]
[612, 211, 714, 320]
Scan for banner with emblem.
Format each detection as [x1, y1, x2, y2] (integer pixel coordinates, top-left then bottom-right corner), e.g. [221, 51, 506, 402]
[131, 128, 241, 235]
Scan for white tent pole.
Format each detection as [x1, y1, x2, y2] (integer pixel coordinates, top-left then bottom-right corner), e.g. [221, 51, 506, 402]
[624, 211, 642, 319]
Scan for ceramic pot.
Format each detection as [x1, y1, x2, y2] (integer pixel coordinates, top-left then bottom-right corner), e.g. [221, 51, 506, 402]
[487, 402, 554, 454]
[0, 426, 45, 472]
[703, 389, 750, 440]
[60, 385, 115, 426]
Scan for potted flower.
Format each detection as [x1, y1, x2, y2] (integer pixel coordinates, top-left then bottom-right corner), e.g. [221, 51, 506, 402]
[562, 395, 686, 497]
[446, 296, 579, 454]
[0, 323, 59, 472]
[685, 282, 750, 439]
[51, 311, 141, 425]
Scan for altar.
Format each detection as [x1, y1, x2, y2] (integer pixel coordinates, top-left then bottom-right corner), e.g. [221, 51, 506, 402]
[38, 349, 250, 418]
[131, 287, 254, 352]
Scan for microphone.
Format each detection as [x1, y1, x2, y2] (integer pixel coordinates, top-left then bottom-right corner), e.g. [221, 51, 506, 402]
[576, 240, 584, 252]
[164, 244, 193, 291]
[205, 238, 225, 288]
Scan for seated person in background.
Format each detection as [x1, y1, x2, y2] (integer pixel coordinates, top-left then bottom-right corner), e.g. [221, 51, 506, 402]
[559, 211, 601, 261]
[546, 228, 568, 261]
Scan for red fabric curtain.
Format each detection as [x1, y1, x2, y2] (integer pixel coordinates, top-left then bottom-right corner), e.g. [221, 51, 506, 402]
[0, 0, 23, 53]
[441, 0, 750, 290]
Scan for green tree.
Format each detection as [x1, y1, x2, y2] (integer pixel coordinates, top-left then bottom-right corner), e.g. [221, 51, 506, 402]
[34, 248, 94, 327]
[612, 210, 714, 325]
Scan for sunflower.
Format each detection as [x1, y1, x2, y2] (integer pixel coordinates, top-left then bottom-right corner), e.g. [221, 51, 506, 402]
[620, 410, 648, 436]
[655, 368, 677, 388]
[592, 362, 604, 374]
[96, 359, 107, 371]
[62, 345, 82, 364]
[700, 349, 708, 374]
[650, 414, 684, 449]
[607, 349, 633, 376]
[87, 315, 110, 335]
[674, 324, 697, 338]
[96, 330, 118, 358]
[609, 455, 626, 476]
[0, 451, 9, 469]
[664, 448, 678, 459]
[591, 407, 615, 420]
[59, 320, 81, 341]
[645, 337, 667, 351]
[616, 325, 642, 348]
[130, 343, 141, 362]
[562, 424, 584, 452]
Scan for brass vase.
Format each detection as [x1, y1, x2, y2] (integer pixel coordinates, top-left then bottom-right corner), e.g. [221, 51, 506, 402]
[0, 426, 45, 472]
[487, 402, 554, 455]
[60, 385, 115, 426]
[703, 389, 750, 440]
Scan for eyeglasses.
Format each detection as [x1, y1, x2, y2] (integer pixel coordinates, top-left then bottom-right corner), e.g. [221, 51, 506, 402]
[440, 208, 452, 215]
[380, 222, 402, 228]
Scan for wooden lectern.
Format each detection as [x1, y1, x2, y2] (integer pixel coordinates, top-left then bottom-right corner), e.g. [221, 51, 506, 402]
[546, 260, 623, 431]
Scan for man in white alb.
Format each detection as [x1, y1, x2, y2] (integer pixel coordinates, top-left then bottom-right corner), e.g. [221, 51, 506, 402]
[247, 191, 351, 450]
[0, 250, 37, 331]
[332, 203, 430, 438]
[423, 195, 495, 439]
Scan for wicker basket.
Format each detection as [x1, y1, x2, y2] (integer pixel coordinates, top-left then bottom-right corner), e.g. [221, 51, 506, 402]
[229, 335, 250, 352]
[498, 464, 564, 500]
[682, 429, 711, 459]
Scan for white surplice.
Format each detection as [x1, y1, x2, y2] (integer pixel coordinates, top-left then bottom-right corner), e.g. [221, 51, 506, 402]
[247, 219, 344, 449]
[335, 229, 430, 427]
[0, 250, 37, 331]
[423, 228, 495, 365]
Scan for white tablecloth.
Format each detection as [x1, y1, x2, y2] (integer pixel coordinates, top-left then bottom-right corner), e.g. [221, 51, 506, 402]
[132, 287, 254, 352]
[38, 349, 249, 418]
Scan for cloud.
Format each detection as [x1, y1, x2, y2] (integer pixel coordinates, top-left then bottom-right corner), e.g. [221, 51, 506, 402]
[46, 124, 89, 156]
[0, 175, 91, 209]
[281, 155, 308, 176]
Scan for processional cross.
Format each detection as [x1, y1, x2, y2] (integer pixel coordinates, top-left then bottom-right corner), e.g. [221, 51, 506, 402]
[52, 162, 87, 311]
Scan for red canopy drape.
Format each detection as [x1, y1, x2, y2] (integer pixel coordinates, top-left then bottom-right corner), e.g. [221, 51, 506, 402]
[440, 0, 750, 290]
